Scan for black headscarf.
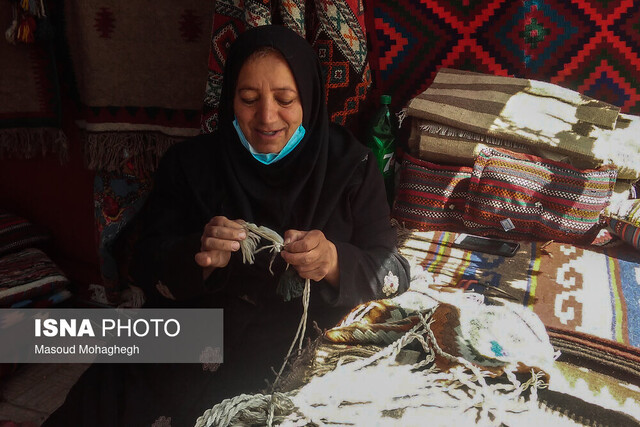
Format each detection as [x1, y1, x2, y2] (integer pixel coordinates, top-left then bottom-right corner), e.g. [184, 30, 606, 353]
[214, 25, 368, 233]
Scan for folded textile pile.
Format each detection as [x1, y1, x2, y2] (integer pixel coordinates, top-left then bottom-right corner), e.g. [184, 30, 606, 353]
[393, 68, 640, 244]
[406, 68, 640, 182]
[0, 210, 71, 308]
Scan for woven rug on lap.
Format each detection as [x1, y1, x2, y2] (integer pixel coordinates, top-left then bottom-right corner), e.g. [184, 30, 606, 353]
[366, 0, 640, 116]
[64, 0, 214, 172]
[0, 0, 67, 161]
[202, 0, 372, 138]
[397, 229, 640, 354]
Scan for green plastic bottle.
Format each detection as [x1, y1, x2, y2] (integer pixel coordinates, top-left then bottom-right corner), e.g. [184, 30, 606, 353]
[368, 94, 397, 207]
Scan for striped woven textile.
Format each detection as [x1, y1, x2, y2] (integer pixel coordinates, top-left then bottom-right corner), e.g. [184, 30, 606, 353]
[0, 210, 49, 256]
[406, 68, 640, 180]
[408, 119, 569, 167]
[463, 148, 617, 244]
[604, 199, 640, 250]
[609, 218, 640, 252]
[397, 230, 640, 351]
[0, 248, 69, 307]
[392, 153, 471, 231]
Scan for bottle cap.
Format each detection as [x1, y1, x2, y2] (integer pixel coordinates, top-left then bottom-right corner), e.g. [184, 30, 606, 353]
[380, 94, 392, 105]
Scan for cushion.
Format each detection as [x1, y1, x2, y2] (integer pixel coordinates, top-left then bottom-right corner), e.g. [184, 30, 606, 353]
[463, 148, 618, 243]
[0, 248, 69, 307]
[0, 210, 50, 256]
[604, 198, 640, 250]
[392, 153, 472, 231]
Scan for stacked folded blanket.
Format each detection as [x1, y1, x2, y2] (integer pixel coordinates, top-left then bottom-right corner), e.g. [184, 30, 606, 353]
[393, 68, 640, 244]
[406, 68, 640, 181]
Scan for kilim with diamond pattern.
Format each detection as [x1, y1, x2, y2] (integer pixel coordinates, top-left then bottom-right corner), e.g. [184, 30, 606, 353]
[366, 0, 640, 118]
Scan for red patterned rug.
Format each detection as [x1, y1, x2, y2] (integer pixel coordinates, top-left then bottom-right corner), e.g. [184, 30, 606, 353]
[366, 0, 640, 117]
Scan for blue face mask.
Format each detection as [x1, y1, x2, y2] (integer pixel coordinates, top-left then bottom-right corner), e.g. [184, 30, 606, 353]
[233, 119, 306, 165]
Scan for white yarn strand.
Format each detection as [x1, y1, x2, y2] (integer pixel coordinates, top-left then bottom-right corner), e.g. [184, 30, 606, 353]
[195, 222, 310, 427]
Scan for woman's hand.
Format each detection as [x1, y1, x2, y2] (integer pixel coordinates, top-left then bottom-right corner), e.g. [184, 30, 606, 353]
[195, 216, 246, 279]
[281, 230, 339, 287]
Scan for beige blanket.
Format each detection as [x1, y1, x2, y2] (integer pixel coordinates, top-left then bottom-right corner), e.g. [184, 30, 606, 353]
[407, 68, 640, 180]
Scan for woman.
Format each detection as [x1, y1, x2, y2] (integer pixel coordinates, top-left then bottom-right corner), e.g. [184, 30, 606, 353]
[45, 25, 409, 426]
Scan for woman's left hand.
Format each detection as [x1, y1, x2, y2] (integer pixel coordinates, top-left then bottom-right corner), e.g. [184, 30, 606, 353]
[281, 230, 339, 287]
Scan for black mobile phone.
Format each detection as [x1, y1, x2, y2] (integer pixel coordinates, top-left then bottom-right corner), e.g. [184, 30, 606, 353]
[452, 233, 520, 257]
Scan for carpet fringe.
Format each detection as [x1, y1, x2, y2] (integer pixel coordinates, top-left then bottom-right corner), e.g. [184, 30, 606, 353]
[0, 127, 69, 163]
[83, 131, 184, 172]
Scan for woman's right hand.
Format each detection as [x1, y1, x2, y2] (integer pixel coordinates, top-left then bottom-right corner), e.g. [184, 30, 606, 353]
[195, 216, 246, 279]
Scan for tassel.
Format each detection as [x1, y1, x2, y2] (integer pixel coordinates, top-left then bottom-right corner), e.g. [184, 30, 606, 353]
[276, 268, 306, 302]
[240, 222, 307, 302]
[5, 2, 19, 44]
[17, 14, 37, 43]
[5, 19, 18, 44]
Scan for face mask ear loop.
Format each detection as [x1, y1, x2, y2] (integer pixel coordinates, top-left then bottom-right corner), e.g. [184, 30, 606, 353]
[233, 117, 306, 165]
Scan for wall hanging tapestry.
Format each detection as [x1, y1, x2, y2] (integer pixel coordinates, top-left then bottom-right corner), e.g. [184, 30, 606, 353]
[64, 0, 214, 172]
[366, 0, 640, 118]
[1, 0, 67, 161]
[64, 0, 214, 305]
[202, 0, 372, 138]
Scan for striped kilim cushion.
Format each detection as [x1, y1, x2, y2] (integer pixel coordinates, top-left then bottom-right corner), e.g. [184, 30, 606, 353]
[605, 199, 640, 250]
[392, 153, 471, 231]
[0, 248, 69, 307]
[609, 218, 640, 250]
[0, 210, 49, 256]
[463, 148, 617, 243]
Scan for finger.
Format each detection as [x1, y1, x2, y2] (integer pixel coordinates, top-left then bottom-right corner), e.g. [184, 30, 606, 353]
[202, 225, 247, 241]
[281, 247, 319, 267]
[292, 260, 325, 274]
[201, 237, 241, 252]
[283, 229, 307, 247]
[285, 231, 323, 253]
[208, 216, 246, 230]
[194, 251, 211, 267]
[294, 265, 328, 282]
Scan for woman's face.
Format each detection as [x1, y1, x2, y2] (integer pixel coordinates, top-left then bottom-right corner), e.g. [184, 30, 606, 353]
[233, 52, 303, 154]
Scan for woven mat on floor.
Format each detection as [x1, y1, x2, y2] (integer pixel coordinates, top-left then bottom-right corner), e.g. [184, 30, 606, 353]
[398, 230, 640, 354]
